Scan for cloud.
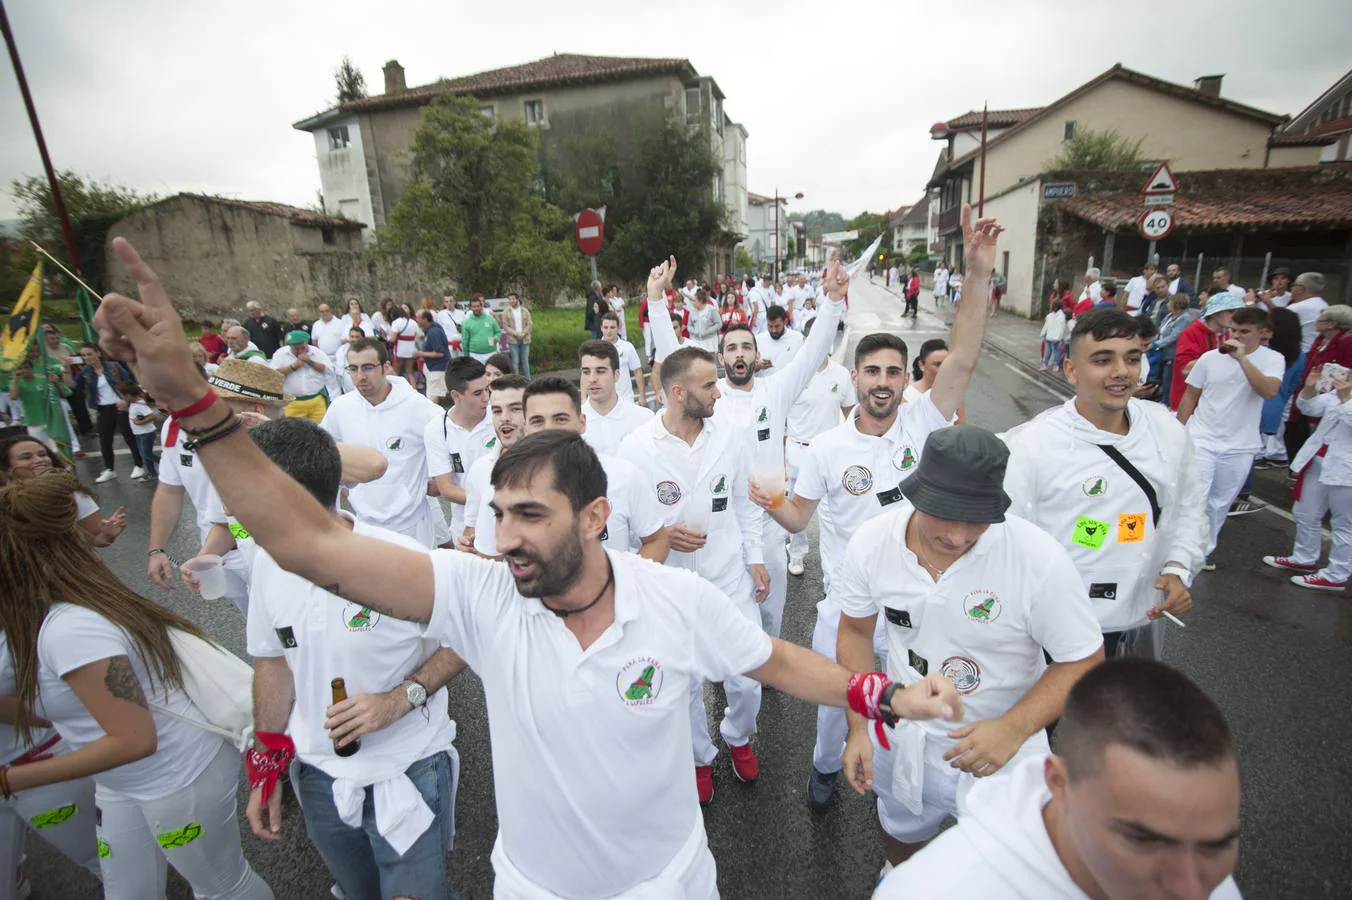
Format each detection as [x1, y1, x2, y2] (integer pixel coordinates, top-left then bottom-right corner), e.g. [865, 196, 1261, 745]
[1, 0, 1346, 230]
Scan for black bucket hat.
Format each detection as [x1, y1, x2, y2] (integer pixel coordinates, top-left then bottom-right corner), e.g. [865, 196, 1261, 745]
[898, 426, 1012, 524]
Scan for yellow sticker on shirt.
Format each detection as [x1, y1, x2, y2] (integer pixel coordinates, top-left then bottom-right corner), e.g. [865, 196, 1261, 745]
[1072, 516, 1109, 549]
[1117, 513, 1146, 543]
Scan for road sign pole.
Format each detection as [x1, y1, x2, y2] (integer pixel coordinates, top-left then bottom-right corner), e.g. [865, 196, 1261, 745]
[1147, 240, 1157, 268]
[589, 255, 598, 288]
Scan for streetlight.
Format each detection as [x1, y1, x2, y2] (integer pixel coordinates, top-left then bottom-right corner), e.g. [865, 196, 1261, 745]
[774, 188, 803, 282]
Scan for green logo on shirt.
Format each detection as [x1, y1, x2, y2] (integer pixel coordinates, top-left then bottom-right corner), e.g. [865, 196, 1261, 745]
[385, 437, 403, 451]
[1081, 476, 1107, 497]
[342, 601, 381, 632]
[1072, 515, 1110, 549]
[963, 590, 1002, 624]
[617, 656, 663, 706]
[756, 406, 768, 423]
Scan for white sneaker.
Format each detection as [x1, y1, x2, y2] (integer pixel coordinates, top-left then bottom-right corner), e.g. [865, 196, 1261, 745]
[788, 558, 805, 576]
[95, 469, 117, 484]
[130, 466, 145, 479]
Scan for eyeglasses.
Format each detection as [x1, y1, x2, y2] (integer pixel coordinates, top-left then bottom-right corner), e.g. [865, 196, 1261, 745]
[345, 364, 381, 374]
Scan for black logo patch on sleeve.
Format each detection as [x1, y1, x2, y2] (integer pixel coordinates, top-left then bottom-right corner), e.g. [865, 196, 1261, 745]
[885, 608, 913, 628]
[876, 486, 903, 507]
[1088, 583, 1118, 600]
[450, 452, 464, 474]
[180, 454, 194, 467]
[907, 649, 929, 677]
[711, 497, 728, 513]
[276, 626, 298, 648]
[757, 428, 770, 442]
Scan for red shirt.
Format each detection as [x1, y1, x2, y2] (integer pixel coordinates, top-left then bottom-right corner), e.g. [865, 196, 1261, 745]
[1072, 297, 1095, 318]
[198, 333, 227, 363]
[1292, 331, 1352, 423]
[638, 298, 650, 328]
[1169, 318, 1221, 409]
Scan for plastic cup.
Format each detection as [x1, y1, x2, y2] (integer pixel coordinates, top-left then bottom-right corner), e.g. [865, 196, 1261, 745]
[755, 468, 787, 510]
[182, 554, 226, 600]
[683, 491, 712, 536]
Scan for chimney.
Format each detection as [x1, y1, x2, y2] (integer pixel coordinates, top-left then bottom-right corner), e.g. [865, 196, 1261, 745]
[1193, 74, 1224, 98]
[383, 60, 406, 95]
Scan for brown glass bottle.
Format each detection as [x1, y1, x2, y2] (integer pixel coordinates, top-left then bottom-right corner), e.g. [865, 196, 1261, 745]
[330, 678, 360, 757]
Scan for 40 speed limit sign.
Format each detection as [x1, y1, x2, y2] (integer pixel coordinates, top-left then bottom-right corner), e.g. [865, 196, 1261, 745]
[1138, 208, 1174, 240]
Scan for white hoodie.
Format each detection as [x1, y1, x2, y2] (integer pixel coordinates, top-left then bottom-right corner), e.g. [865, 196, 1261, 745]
[1000, 399, 1207, 632]
[874, 755, 1243, 899]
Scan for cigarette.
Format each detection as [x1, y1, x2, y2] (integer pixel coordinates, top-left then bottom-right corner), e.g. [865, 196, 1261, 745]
[1161, 610, 1186, 628]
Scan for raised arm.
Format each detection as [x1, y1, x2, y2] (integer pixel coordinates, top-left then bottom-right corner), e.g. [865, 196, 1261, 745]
[94, 238, 435, 624]
[929, 206, 1004, 420]
[646, 259, 681, 364]
[769, 258, 849, 408]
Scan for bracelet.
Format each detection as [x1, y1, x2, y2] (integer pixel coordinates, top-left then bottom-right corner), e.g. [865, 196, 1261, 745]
[183, 415, 244, 452]
[181, 407, 236, 438]
[148, 548, 167, 557]
[169, 390, 218, 419]
[0, 765, 11, 800]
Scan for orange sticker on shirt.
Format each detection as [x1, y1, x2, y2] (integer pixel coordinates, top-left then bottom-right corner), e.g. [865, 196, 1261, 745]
[1117, 513, 1146, 543]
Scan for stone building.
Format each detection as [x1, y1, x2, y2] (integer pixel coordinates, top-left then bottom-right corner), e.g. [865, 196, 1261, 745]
[104, 194, 429, 319]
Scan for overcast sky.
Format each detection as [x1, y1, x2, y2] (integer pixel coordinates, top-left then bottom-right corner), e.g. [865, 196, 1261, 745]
[2, 0, 1347, 228]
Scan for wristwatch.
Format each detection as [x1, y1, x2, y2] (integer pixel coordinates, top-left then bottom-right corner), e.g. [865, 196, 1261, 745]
[401, 679, 428, 709]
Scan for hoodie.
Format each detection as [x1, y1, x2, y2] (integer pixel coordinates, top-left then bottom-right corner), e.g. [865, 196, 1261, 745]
[1000, 399, 1207, 632]
[873, 755, 1243, 899]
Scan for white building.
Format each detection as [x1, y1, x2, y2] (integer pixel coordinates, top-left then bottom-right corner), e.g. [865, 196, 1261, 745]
[745, 191, 792, 273]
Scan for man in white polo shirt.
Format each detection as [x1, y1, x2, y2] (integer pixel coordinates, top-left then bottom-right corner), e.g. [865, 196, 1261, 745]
[272, 329, 332, 423]
[310, 304, 348, 357]
[423, 357, 494, 546]
[620, 346, 770, 803]
[321, 337, 445, 547]
[434, 295, 463, 358]
[756, 305, 804, 373]
[1002, 308, 1205, 660]
[459, 375, 527, 556]
[243, 418, 465, 900]
[783, 316, 854, 576]
[875, 658, 1243, 900]
[837, 427, 1104, 874]
[1123, 262, 1156, 316]
[578, 339, 653, 456]
[1287, 271, 1330, 353]
[601, 313, 648, 407]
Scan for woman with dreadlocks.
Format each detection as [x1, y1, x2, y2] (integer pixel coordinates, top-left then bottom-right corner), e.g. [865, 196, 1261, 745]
[0, 473, 273, 900]
[0, 434, 126, 547]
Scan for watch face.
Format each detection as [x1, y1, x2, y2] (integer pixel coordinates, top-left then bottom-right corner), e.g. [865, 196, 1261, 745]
[407, 682, 428, 706]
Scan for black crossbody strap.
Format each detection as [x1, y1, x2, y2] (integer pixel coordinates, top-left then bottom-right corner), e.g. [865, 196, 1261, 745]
[1096, 444, 1161, 527]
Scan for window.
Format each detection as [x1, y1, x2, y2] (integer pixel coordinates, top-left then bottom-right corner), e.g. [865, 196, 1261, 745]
[480, 105, 496, 120]
[524, 100, 545, 126]
[327, 126, 350, 151]
[715, 100, 724, 136]
[321, 227, 336, 245]
[1063, 121, 1078, 141]
[1001, 250, 1010, 279]
[685, 87, 702, 123]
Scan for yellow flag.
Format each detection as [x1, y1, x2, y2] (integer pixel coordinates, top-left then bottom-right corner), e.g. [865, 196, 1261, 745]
[0, 261, 43, 372]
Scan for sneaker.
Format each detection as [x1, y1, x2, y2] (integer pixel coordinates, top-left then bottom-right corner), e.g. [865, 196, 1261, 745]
[1253, 458, 1273, 470]
[788, 558, 805, 577]
[695, 764, 714, 805]
[728, 741, 760, 783]
[1227, 499, 1264, 517]
[1263, 555, 1318, 573]
[806, 767, 838, 810]
[130, 466, 145, 479]
[1201, 557, 1217, 572]
[330, 885, 347, 899]
[1290, 573, 1347, 592]
[95, 469, 117, 484]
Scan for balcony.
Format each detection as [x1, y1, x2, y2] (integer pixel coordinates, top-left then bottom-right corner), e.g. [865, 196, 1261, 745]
[937, 205, 962, 234]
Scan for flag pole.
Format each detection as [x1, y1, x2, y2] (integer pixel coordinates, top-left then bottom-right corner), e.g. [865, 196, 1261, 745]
[30, 242, 101, 299]
[977, 102, 989, 218]
[1, 0, 85, 276]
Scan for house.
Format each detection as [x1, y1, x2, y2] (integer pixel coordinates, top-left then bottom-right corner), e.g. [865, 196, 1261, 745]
[892, 199, 932, 255]
[1278, 68, 1352, 163]
[745, 192, 794, 274]
[293, 53, 749, 274]
[887, 205, 911, 253]
[927, 65, 1328, 315]
[103, 194, 427, 318]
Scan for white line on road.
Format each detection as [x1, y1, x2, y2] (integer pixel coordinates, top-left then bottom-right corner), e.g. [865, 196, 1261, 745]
[1002, 362, 1072, 398]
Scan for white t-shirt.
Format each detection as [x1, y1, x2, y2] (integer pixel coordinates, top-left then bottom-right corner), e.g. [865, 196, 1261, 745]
[1288, 296, 1328, 353]
[838, 506, 1104, 742]
[75, 490, 99, 521]
[425, 549, 771, 898]
[1124, 275, 1149, 313]
[127, 401, 157, 435]
[36, 604, 222, 800]
[462, 444, 501, 549]
[607, 297, 628, 339]
[1185, 346, 1286, 453]
[339, 314, 375, 338]
[390, 317, 420, 359]
[580, 397, 655, 457]
[94, 372, 117, 406]
[272, 345, 333, 398]
[756, 328, 804, 374]
[786, 362, 854, 443]
[433, 308, 461, 343]
[246, 519, 455, 774]
[610, 339, 644, 401]
[423, 410, 496, 538]
[157, 419, 227, 543]
[0, 634, 58, 766]
[311, 316, 349, 356]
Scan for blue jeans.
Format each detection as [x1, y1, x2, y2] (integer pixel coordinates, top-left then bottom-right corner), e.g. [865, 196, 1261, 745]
[294, 749, 459, 900]
[509, 342, 531, 377]
[133, 431, 159, 476]
[1042, 341, 1064, 369]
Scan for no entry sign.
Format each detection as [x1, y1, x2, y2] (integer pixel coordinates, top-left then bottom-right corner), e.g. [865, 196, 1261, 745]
[575, 208, 604, 256]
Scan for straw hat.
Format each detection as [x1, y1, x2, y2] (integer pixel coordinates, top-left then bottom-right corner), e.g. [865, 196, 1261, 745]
[207, 357, 291, 405]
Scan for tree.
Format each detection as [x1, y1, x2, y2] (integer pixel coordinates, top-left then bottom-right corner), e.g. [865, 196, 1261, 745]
[843, 211, 888, 259]
[734, 246, 755, 277]
[379, 94, 576, 303]
[1045, 128, 1148, 171]
[11, 171, 156, 290]
[335, 56, 367, 103]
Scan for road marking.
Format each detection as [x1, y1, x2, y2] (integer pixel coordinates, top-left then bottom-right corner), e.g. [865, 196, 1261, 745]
[1001, 362, 1071, 398]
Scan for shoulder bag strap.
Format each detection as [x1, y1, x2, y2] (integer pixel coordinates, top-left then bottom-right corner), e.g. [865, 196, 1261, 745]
[1095, 444, 1162, 527]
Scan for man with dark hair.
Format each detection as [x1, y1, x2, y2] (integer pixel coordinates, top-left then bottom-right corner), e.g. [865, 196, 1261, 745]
[414, 309, 451, 403]
[459, 375, 529, 555]
[1002, 308, 1205, 661]
[601, 312, 647, 406]
[461, 295, 501, 364]
[423, 356, 493, 546]
[244, 300, 283, 358]
[839, 426, 1105, 877]
[754, 209, 1002, 810]
[875, 658, 1242, 899]
[756, 303, 803, 373]
[1094, 281, 1120, 310]
[1177, 305, 1284, 569]
[621, 343, 773, 801]
[1169, 294, 1243, 409]
[322, 336, 446, 546]
[578, 338, 653, 455]
[245, 417, 467, 900]
[102, 234, 965, 898]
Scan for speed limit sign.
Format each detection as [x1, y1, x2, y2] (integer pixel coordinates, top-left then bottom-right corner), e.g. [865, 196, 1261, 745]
[1138, 208, 1174, 240]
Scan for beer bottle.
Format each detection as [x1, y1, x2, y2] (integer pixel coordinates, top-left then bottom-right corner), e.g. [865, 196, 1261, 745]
[330, 677, 359, 757]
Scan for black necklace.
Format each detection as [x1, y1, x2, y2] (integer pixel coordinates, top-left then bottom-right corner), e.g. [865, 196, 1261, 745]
[542, 560, 614, 618]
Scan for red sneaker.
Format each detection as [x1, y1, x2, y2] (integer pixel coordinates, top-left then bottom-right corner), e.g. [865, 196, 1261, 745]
[1290, 574, 1347, 592]
[695, 765, 713, 805]
[729, 741, 759, 783]
[74, 450, 86, 459]
[1263, 555, 1317, 572]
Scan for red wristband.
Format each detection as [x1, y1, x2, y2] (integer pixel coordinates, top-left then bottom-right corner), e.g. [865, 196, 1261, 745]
[246, 731, 295, 806]
[847, 671, 895, 751]
[169, 390, 219, 419]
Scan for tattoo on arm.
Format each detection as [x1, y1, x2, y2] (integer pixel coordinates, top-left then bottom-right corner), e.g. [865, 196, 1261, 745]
[104, 656, 148, 709]
[325, 584, 430, 625]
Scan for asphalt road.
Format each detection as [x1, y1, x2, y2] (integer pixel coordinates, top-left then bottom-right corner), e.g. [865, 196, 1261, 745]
[25, 277, 1352, 899]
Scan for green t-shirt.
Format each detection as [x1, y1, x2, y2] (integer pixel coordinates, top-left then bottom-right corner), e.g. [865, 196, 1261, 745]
[460, 312, 501, 355]
[14, 372, 69, 426]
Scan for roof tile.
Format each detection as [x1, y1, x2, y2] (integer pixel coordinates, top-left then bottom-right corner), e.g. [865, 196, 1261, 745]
[944, 107, 1043, 129]
[1060, 191, 1352, 231]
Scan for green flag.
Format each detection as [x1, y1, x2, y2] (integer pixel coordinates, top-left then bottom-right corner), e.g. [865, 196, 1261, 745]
[75, 287, 98, 342]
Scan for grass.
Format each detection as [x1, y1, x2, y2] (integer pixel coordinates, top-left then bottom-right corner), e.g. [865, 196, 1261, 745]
[524, 305, 643, 375]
